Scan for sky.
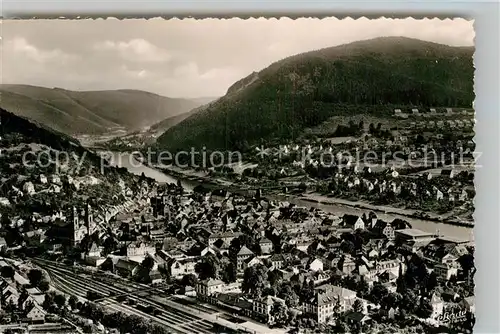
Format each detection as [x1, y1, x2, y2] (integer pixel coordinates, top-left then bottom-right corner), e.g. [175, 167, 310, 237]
[1, 18, 474, 98]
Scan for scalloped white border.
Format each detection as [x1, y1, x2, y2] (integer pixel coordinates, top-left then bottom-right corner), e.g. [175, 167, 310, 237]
[1, 5, 498, 333]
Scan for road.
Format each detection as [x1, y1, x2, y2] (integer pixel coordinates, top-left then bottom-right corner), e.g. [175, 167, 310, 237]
[33, 259, 271, 334]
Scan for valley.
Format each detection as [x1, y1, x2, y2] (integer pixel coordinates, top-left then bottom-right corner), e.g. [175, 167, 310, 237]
[1, 33, 476, 334]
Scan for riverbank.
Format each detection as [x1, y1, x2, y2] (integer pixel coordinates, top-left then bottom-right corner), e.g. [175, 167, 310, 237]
[103, 152, 472, 241]
[298, 195, 474, 228]
[154, 163, 474, 229]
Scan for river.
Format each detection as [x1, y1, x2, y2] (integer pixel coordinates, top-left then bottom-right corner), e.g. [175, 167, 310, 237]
[105, 151, 185, 186]
[106, 152, 474, 242]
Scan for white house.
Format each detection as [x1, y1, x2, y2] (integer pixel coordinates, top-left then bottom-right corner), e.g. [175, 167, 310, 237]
[87, 242, 102, 257]
[196, 279, 225, 300]
[25, 303, 46, 323]
[459, 190, 468, 202]
[436, 190, 444, 201]
[49, 184, 61, 194]
[0, 197, 11, 206]
[304, 285, 357, 323]
[126, 242, 155, 257]
[259, 238, 273, 254]
[343, 215, 365, 230]
[253, 295, 286, 322]
[309, 258, 324, 272]
[23, 182, 35, 195]
[430, 293, 444, 318]
[164, 257, 197, 279]
[434, 262, 459, 281]
[50, 174, 61, 184]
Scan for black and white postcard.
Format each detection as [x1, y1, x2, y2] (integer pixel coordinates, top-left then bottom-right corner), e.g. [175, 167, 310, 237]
[0, 18, 475, 334]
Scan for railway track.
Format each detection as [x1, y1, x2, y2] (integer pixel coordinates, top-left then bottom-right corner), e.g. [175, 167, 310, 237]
[49, 270, 212, 334]
[35, 259, 216, 334]
[48, 272, 184, 332]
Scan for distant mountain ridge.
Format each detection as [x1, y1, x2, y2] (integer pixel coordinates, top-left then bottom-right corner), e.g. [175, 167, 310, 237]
[156, 37, 474, 152]
[0, 84, 211, 136]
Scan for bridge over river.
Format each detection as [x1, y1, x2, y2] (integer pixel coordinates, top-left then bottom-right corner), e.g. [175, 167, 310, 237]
[96, 151, 473, 242]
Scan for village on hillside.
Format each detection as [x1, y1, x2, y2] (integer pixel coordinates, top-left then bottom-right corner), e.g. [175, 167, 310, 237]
[1, 173, 475, 333]
[0, 16, 478, 334]
[159, 106, 475, 226]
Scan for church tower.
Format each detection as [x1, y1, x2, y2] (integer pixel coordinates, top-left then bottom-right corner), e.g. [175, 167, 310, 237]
[85, 203, 94, 235]
[72, 206, 81, 244]
[73, 206, 79, 230]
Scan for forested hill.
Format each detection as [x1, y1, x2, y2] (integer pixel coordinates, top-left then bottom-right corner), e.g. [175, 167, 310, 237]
[156, 37, 474, 151]
[1, 107, 83, 152]
[0, 108, 141, 212]
[0, 107, 106, 178]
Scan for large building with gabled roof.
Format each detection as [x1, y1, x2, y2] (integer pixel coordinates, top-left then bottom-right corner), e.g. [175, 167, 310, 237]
[304, 284, 358, 323]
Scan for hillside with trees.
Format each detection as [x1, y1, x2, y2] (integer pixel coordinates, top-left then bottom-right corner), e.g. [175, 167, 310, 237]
[156, 37, 474, 152]
[148, 97, 219, 134]
[0, 108, 142, 217]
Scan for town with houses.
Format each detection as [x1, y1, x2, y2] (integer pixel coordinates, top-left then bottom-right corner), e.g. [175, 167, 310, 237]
[180, 106, 477, 229]
[0, 163, 475, 333]
[0, 19, 477, 334]
[0, 101, 476, 334]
